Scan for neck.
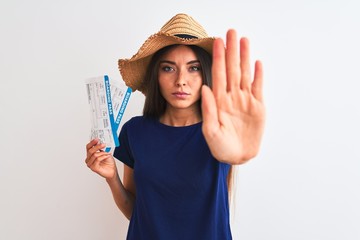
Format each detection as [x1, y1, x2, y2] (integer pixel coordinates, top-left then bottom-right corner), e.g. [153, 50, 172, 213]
[159, 108, 201, 127]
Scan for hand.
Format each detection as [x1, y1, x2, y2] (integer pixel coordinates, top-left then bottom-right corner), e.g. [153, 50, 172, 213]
[85, 139, 118, 179]
[201, 29, 265, 164]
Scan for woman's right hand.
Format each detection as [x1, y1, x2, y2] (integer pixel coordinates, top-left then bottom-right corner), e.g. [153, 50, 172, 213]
[85, 139, 117, 180]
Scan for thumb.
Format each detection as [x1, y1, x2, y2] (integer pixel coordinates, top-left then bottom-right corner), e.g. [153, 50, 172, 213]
[201, 85, 219, 136]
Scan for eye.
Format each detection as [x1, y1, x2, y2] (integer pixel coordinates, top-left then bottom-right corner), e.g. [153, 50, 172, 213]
[161, 66, 174, 72]
[189, 65, 201, 72]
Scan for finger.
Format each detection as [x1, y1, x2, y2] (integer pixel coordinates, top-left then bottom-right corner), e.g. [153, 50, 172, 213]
[240, 37, 251, 90]
[86, 151, 100, 166]
[212, 37, 226, 99]
[91, 153, 111, 169]
[87, 151, 110, 168]
[86, 139, 99, 151]
[225, 29, 240, 91]
[252, 60, 264, 102]
[87, 142, 105, 156]
[87, 143, 106, 161]
[201, 85, 220, 137]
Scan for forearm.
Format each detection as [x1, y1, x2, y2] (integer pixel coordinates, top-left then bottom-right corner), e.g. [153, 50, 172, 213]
[106, 173, 135, 220]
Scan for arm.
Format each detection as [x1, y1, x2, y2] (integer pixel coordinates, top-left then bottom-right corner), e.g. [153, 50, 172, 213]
[201, 29, 266, 165]
[106, 165, 135, 220]
[85, 139, 135, 220]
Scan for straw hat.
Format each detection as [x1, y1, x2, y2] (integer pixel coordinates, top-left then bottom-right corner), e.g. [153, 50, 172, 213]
[118, 13, 215, 94]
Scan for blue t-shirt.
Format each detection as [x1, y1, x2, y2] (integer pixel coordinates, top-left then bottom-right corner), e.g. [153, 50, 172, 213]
[113, 116, 232, 240]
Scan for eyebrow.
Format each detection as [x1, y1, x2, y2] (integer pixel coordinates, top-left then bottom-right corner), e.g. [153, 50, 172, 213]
[159, 60, 200, 65]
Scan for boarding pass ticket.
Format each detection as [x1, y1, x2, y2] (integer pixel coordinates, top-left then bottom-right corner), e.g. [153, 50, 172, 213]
[85, 75, 132, 152]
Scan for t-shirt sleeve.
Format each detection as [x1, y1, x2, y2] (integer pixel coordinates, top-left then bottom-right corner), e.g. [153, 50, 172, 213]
[113, 121, 135, 168]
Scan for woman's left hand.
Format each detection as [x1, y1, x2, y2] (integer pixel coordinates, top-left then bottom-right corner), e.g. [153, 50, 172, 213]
[201, 29, 265, 165]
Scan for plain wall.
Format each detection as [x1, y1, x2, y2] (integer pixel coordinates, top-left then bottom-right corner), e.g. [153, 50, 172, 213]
[1, 0, 359, 239]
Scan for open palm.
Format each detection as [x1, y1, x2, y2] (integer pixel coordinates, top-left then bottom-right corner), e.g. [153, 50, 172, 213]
[201, 29, 265, 165]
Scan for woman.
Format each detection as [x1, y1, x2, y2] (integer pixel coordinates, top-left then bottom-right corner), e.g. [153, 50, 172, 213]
[85, 13, 265, 239]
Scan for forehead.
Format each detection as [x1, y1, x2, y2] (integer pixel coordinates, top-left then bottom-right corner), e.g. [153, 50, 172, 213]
[160, 45, 197, 61]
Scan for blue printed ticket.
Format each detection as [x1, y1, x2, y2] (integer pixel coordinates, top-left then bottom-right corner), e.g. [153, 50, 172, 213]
[85, 75, 132, 152]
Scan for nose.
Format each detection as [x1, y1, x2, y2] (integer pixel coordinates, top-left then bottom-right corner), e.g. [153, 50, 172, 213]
[175, 70, 187, 87]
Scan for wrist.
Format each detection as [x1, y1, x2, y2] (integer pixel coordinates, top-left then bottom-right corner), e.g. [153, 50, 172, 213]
[106, 171, 119, 185]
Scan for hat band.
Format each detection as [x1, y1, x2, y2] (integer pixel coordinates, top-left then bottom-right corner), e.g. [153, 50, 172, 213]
[174, 34, 198, 39]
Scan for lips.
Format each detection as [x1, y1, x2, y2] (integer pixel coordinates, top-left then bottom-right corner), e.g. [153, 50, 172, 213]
[172, 91, 190, 98]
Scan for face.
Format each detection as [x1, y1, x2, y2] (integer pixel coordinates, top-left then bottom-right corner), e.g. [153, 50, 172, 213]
[158, 45, 203, 113]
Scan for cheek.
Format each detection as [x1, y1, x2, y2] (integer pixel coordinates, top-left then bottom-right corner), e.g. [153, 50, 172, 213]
[191, 77, 203, 90]
[158, 78, 172, 96]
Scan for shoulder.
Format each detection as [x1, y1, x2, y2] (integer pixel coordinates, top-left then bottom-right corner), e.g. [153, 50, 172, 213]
[121, 116, 156, 134]
[124, 116, 152, 128]
[119, 116, 159, 146]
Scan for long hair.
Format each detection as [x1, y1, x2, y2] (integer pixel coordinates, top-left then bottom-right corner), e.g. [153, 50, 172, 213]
[142, 44, 234, 196]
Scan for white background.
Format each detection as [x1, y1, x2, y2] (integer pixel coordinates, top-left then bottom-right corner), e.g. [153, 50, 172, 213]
[1, 0, 359, 239]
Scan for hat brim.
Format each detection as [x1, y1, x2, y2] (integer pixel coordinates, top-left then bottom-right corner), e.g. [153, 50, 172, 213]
[118, 33, 215, 94]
